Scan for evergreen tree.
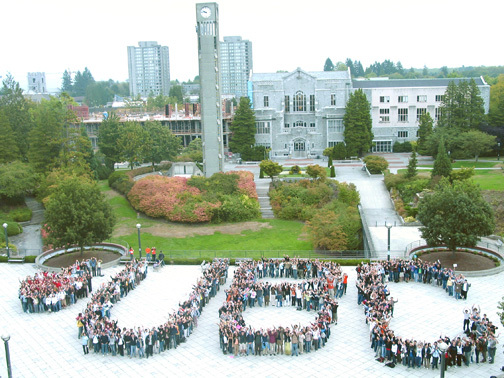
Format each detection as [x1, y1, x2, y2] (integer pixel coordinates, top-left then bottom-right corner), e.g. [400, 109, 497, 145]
[0, 110, 20, 163]
[355, 61, 365, 77]
[417, 113, 434, 155]
[327, 156, 333, 168]
[405, 150, 418, 178]
[28, 97, 69, 173]
[343, 89, 373, 157]
[330, 165, 336, 178]
[61, 70, 73, 94]
[431, 138, 452, 178]
[169, 85, 184, 103]
[396, 61, 405, 76]
[229, 97, 256, 155]
[438, 79, 486, 131]
[345, 58, 355, 76]
[333, 143, 347, 160]
[97, 113, 122, 170]
[422, 65, 429, 76]
[0, 74, 34, 160]
[324, 58, 335, 72]
[489, 74, 504, 127]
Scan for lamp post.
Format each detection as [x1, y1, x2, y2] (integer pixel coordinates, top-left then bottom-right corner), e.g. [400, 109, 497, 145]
[438, 341, 448, 378]
[385, 221, 393, 261]
[2, 334, 12, 378]
[498, 142, 501, 161]
[2, 223, 9, 259]
[136, 223, 142, 260]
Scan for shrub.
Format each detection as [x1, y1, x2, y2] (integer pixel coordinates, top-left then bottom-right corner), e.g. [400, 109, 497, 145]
[289, 165, 301, 175]
[9, 207, 32, 222]
[384, 172, 408, 191]
[306, 164, 327, 180]
[393, 141, 413, 152]
[330, 165, 336, 178]
[0, 221, 23, 239]
[213, 194, 261, 223]
[108, 171, 134, 195]
[363, 155, 389, 174]
[0, 242, 17, 252]
[397, 179, 430, 203]
[96, 164, 113, 180]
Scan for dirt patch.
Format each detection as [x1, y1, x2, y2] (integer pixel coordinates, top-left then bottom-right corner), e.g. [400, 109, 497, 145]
[113, 221, 272, 238]
[44, 250, 122, 268]
[418, 251, 497, 271]
[103, 189, 120, 199]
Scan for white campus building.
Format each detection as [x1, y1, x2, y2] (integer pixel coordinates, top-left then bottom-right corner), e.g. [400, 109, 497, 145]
[251, 68, 490, 158]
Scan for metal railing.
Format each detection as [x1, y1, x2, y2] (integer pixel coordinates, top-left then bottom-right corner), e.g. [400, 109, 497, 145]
[404, 239, 504, 258]
[160, 250, 367, 260]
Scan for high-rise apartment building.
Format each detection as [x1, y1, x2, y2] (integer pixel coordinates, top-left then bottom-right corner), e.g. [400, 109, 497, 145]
[220, 36, 252, 99]
[27, 72, 47, 93]
[127, 41, 170, 97]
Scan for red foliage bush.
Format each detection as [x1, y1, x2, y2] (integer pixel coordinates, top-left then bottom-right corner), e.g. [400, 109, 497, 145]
[128, 176, 218, 223]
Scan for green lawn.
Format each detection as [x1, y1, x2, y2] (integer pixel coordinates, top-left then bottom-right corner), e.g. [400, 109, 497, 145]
[110, 219, 312, 259]
[396, 169, 504, 191]
[419, 161, 502, 169]
[472, 170, 504, 190]
[100, 180, 314, 258]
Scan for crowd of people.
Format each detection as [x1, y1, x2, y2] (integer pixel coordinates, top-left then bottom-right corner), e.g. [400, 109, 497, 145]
[356, 259, 500, 371]
[77, 258, 229, 357]
[18, 258, 100, 313]
[218, 257, 345, 357]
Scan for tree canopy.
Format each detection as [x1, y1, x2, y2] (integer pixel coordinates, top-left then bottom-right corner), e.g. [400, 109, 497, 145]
[259, 160, 282, 181]
[417, 179, 494, 251]
[343, 89, 373, 157]
[229, 97, 256, 156]
[43, 177, 115, 254]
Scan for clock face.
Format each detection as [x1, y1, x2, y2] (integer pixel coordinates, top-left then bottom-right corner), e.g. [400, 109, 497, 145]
[200, 6, 211, 18]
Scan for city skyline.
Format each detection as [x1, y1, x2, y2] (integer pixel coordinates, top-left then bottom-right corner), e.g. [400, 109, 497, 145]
[2, 0, 502, 92]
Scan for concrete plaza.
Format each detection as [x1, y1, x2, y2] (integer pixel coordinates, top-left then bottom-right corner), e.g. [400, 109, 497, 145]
[0, 262, 502, 378]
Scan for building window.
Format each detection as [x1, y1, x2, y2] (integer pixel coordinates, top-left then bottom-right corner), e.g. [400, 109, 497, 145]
[398, 96, 408, 103]
[331, 94, 336, 106]
[293, 91, 306, 112]
[285, 95, 290, 112]
[310, 95, 315, 112]
[263, 96, 269, 107]
[328, 141, 344, 147]
[416, 108, 427, 121]
[373, 141, 392, 152]
[380, 96, 390, 103]
[435, 95, 445, 102]
[328, 119, 344, 132]
[398, 131, 408, 138]
[294, 121, 306, 128]
[284, 123, 290, 129]
[256, 121, 271, 134]
[379, 109, 390, 122]
[309, 122, 315, 128]
[417, 95, 427, 102]
[398, 108, 408, 122]
[435, 107, 442, 121]
[294, 141, 305, 151]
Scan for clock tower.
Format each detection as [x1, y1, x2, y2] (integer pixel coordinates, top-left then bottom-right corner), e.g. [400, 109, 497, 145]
[196, 2, 224, 177]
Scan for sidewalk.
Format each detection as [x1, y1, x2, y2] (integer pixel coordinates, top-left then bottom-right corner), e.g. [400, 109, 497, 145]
[0, 263, 502, 377]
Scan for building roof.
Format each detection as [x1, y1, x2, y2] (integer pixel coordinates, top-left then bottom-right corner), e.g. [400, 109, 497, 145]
[352, 77, 487, 89]
[252, 68, 351, 82]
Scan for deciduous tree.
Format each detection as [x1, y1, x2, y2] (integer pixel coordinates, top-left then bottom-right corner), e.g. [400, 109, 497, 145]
[417, 179, 494, 252]
[259, 160, 282, 181]
[43, 177, 115, 255]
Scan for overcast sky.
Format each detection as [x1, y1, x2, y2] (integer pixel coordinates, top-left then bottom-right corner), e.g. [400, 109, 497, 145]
[2, 0, 501, 92]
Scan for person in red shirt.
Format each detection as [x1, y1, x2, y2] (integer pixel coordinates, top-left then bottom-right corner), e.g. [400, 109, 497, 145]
[128, 247, 134, 261]
[151, 247, 156, 262]
[145, 247, 151, 261]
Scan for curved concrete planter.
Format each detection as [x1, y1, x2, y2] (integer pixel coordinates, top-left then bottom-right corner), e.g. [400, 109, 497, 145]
[408, 245, 504, 277]
[35, 243, 127, 273]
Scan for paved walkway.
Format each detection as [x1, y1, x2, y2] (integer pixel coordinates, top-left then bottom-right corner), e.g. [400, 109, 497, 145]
[0, 263, 502, 377]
